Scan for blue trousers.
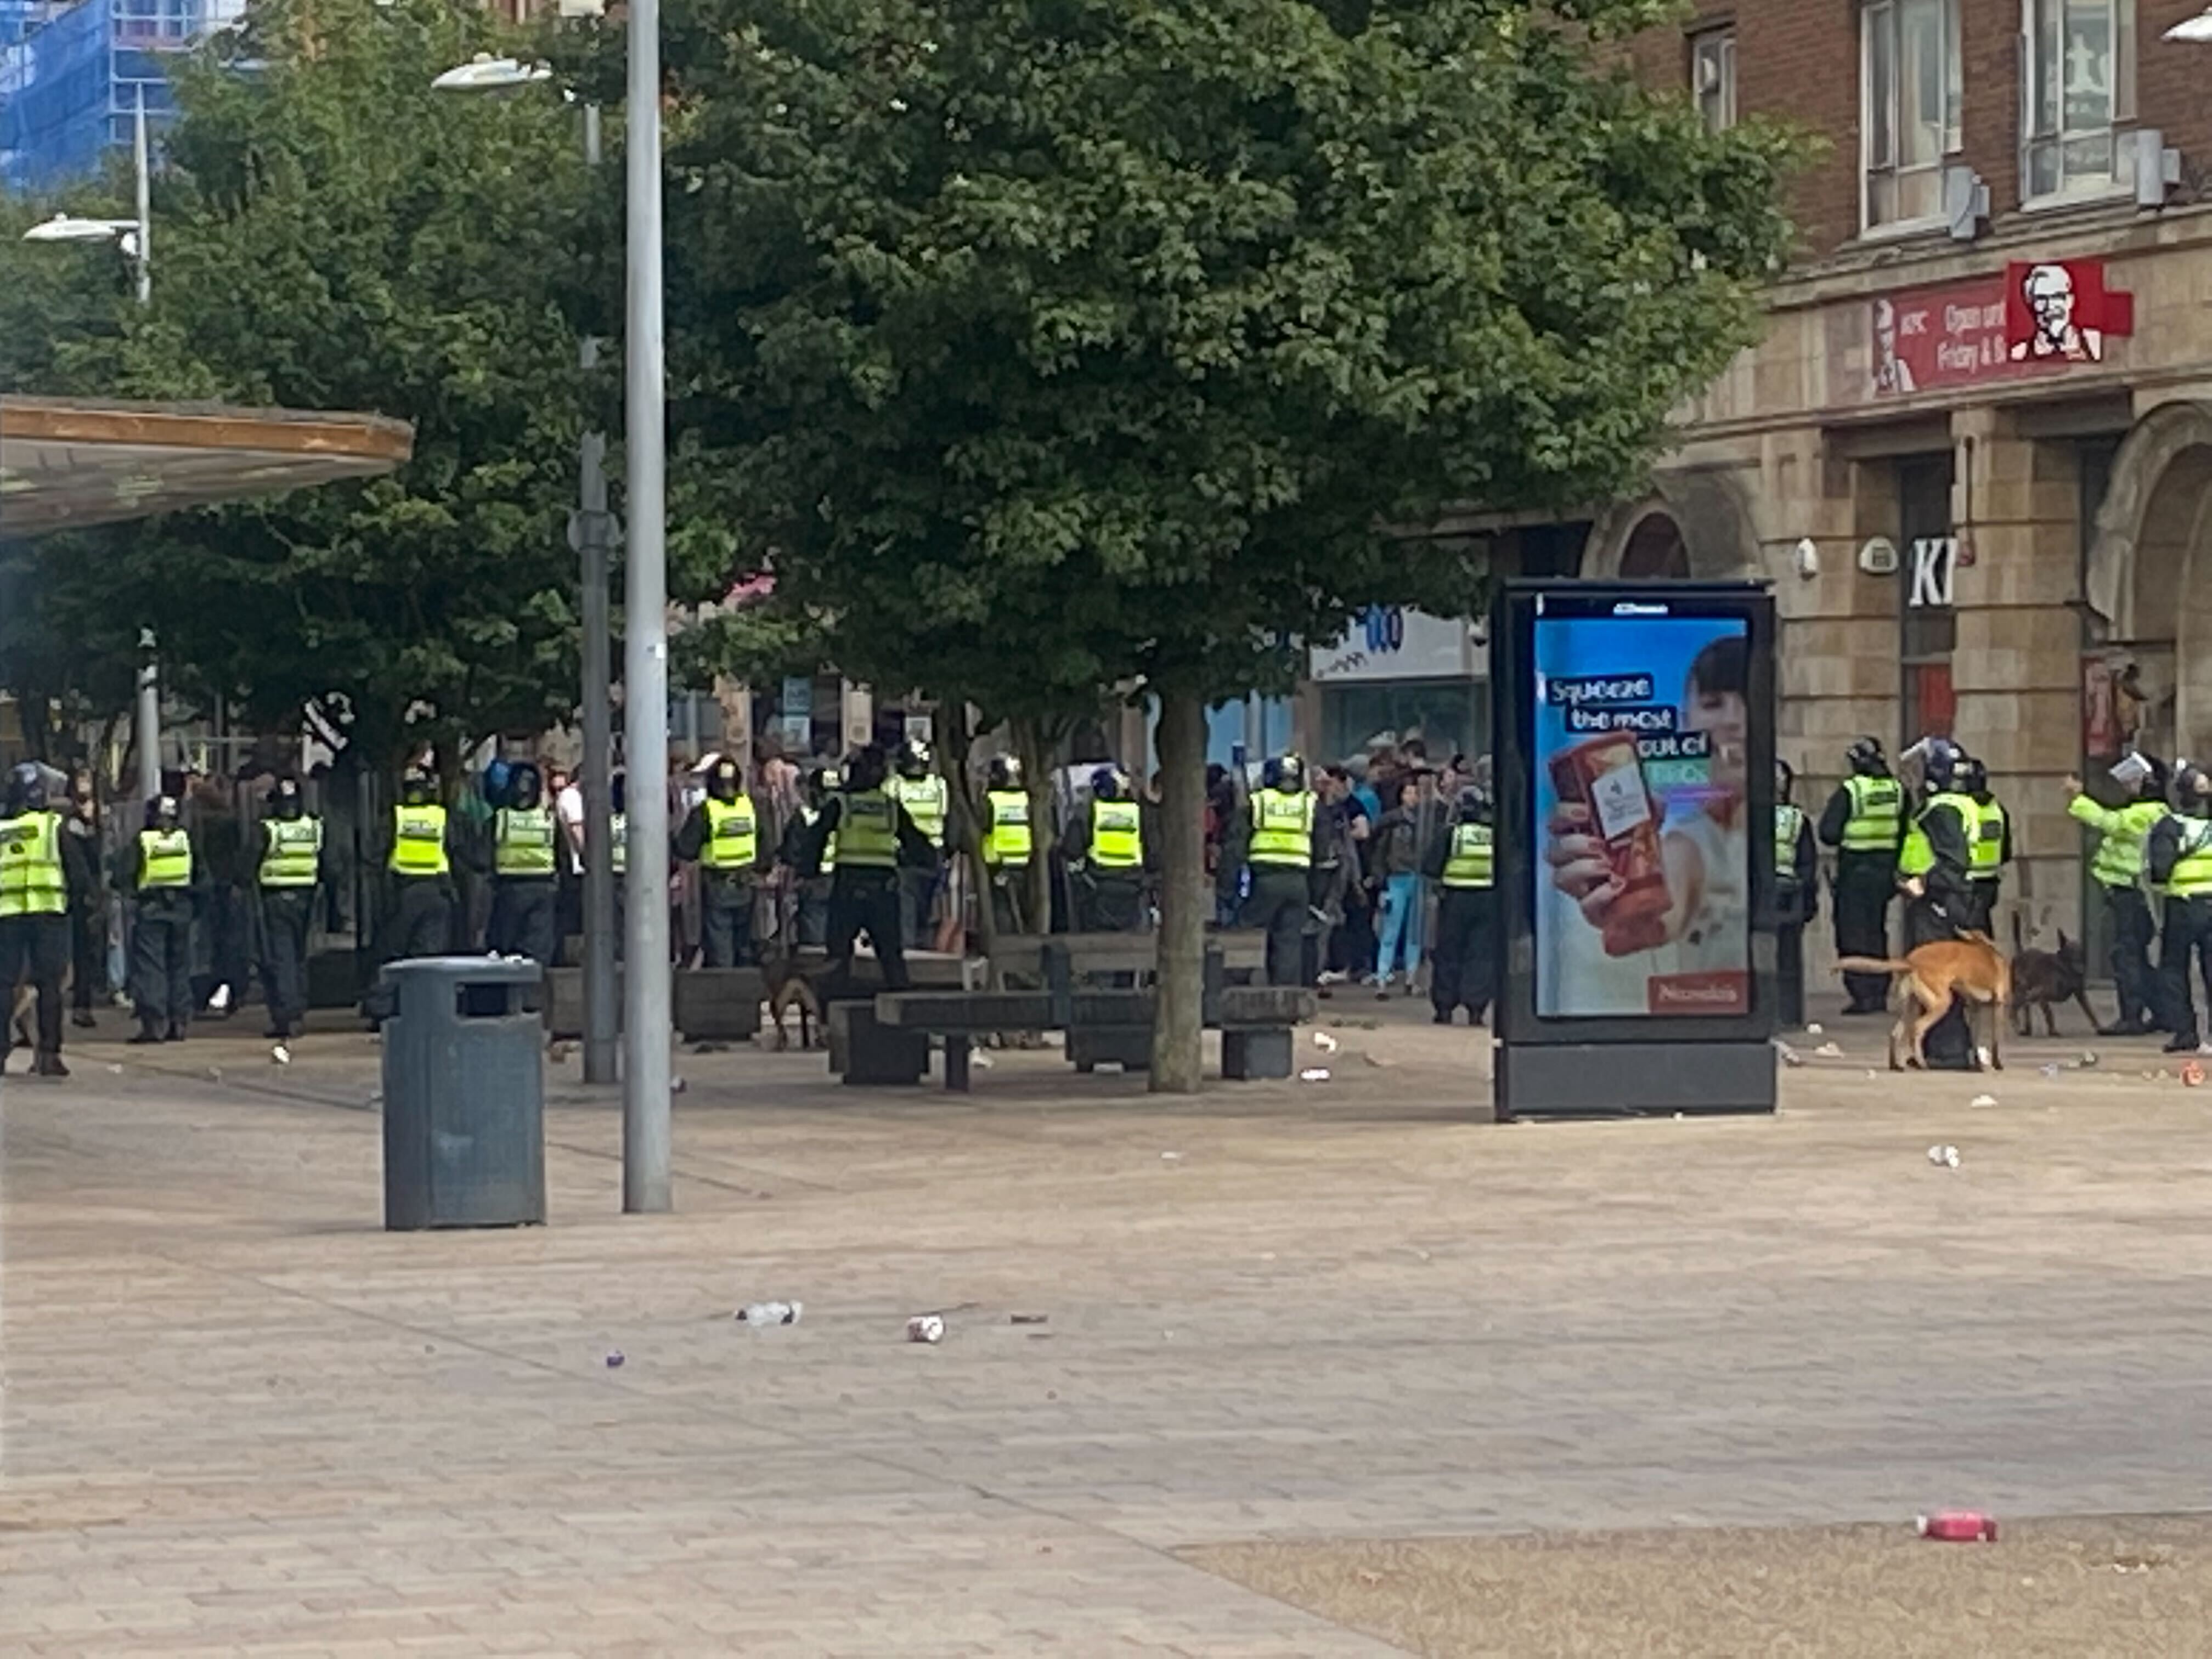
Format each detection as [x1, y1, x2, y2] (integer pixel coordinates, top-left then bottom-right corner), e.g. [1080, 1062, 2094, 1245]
[1375, 872, 1424, 979]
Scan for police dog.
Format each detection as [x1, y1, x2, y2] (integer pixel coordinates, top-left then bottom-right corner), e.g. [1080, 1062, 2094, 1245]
[2009, 915, 2095, 1037]
[757, 936, 822, 1052]
[1833, 933, 2011, 1072]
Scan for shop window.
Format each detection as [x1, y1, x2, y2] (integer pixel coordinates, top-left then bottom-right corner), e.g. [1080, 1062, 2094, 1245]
[1619, 512, 1691, 579]
[2023, 0, 2134, 202]
[1320, 680, 1487, 771]
[1863, 0, 1962, 230]
[1692, 27, 1736, 133]
[1898, 454, 1956, 743]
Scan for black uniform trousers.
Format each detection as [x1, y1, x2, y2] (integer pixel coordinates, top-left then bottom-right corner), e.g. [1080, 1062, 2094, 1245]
[700, 873, 755, 968]
[1, 912, 70, 1057]
[257, 886, 314, 1036]
[1904, 894, 1976, 1068]
[390, 877, 456, 960]
[1774, 877, 1808, 1029]
[1084, 872, 1145, 934]
[827, 868, 907, 991]
[2104, 884, 2160, 1029]
[899, 864, 941, 950]
[1965, 877, 2000, 935]
[131, 890, 195, 1038]
[987, 866, 1029, 938]
[1243, 865, 1311, 988]
[70, 900, 103, 1012]
[1833, 851, 1897, 1012]
[489, 877, 558, 966]
[2160, 895, 2212, 1048]
[1430, 886, 1494, 1022]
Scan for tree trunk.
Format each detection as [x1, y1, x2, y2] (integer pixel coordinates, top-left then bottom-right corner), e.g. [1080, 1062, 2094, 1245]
[1149, 684, 1206, 1092]
[1012, 716, 1058, 934]
[940, 699, 993, 961]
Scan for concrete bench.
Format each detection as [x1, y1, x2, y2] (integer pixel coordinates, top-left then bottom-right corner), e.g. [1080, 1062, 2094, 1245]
[543, 967, 765, 1041]
[869, 984, 1313, 1090]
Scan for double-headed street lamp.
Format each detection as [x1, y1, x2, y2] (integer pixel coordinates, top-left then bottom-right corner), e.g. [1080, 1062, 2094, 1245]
[436, 22, 672, 1213]
[21, 82, 161, 803]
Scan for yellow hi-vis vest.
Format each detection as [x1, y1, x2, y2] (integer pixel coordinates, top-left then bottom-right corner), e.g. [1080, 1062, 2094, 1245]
[701, 797, 758, 872]
[259, 816, 323, 888]
[1971, 798, 2007, 877]
[610, 812, 628, 876]
[983, 789, 1030, 867]
[1248, 788, 1314, 867]
[1898, 792, 1978, 878]
[389, 804, 450, 877]
[1441, 821, 1494, 889]
[2169, 817, 2212, 898]
[892, 774, 947, 848]
[834, 789, 899, 868]
[138, 828, 193, 890]
[1090, 799, 1142, 871]
[1840, 774, 1904, 852]
[1774, 803, 1807, 876]
[0, 810, 66, 917]
[2073, 796, 2167, 889]
[494, 806, 557, 878]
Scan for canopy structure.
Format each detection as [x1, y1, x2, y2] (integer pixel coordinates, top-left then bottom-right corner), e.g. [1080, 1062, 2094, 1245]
[0, 396, 413, 537]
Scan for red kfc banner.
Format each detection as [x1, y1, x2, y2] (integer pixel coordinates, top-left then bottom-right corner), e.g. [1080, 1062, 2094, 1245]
[1866, 260, 2134, 399]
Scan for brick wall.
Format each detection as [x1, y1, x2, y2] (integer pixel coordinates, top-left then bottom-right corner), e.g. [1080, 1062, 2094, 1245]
[1632, 1, 2212, 263]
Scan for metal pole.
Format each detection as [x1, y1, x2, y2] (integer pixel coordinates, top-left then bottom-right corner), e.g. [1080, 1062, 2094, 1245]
[131, 82, 150, 308]
[579, 101, 618, 1087]
[621, 1, 673, 1212]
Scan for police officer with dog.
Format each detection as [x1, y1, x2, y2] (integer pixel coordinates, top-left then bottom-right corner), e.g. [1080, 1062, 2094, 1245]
[1897, 738, 1981, 1070]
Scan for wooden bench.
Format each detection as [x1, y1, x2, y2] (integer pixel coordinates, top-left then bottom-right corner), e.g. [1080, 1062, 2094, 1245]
[866, 982, 1314, 1090]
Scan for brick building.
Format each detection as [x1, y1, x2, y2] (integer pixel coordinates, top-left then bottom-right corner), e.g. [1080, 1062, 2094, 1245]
[1568, 0, 2212, 961]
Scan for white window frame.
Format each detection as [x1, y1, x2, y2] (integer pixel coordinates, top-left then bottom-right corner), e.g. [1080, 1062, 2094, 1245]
[1692, 27, 1737, 134]
[1861, 0, 1964, 235]
[2020, 0, 2135, 206]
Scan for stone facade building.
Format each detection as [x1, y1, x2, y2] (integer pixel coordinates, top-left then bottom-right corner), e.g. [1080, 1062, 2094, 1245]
[1590, 0, 2212, 957]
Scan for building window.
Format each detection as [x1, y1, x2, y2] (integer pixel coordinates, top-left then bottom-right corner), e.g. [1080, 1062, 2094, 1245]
[1863, 0, 1962, 230]
[1692, 28, 1736, 133]
[2023, 0, 2135, 201]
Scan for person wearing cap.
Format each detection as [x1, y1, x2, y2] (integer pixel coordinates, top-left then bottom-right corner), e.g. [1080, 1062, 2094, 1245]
[116, 793, 201, 1045]
[2149, 763, 2212, 1056]
[254, 774, 336, 1041]
[1423, 781, 1495, 1026]
[1896, 737, 1981, 1068]
[1772, 759, 1819, 1030]
[1818, 735, 1904, 1015]
[2067, 752, 2172, 1036]
[1, 761, 92, 1075]
[1232, 752, 1320, 986]
[673, 754, 769, 967]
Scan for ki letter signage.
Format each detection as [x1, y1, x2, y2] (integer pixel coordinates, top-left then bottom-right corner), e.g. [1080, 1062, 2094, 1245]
[1907, 537, 1957, 609]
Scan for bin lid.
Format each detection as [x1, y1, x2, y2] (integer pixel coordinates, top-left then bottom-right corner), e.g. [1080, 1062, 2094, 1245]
[379, 955, 545, 986]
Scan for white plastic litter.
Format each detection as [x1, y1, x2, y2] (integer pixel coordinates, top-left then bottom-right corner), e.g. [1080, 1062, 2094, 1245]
[1299, 1067, 1331, 1082]
[736, 1301, 802, 1327]
[906, 1314, 945, 1344]
[1928, 1144, 1961, 1168]
[1970, 1093, 1997, 1108]
[1313, 1031, 1340, 1052]
[271, 1045, 291, 1065]
[1814, 1041, 1844, 1058]
[1805, 1022, 1825, 1036]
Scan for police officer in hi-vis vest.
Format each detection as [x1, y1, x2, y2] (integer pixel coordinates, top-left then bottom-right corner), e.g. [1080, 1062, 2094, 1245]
[1, 761, 90, 1076]
[1897, 738, 1982, 1069]
[1423, 783, 1495, 1027]
[2149, 763, 2212, 1056]
[1958, 756, 2011, 935]
[799, 744, 936, 991]
[117, 793, 200, 1045]
[979, 754, 1033, 935]
[1234, 753, 1319, 987]
[254, 774, 336, 1041]
[1062, 765, 1149, 933]
[383, 765, 459, 962]
[1771, 759, 1819, 1030]
[673, 754, 768, 967]
[1817, 735, 1905, 1015]
[2067, 753, 2171, 1035]
[888, 738, 949, 949]
[487, 761, 560, 967]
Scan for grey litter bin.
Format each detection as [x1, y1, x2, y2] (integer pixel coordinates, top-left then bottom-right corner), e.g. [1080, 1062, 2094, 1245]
[380, 956, 546, 1229]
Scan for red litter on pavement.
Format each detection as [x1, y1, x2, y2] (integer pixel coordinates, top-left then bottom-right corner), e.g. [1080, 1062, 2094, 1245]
[1917, 1511, 1997, 1542]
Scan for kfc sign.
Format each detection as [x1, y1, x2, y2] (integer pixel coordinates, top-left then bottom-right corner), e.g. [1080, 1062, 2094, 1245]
[1866, 261, 2134, 399]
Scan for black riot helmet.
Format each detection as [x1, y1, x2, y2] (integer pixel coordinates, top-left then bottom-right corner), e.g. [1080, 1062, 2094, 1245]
[986, 754, 1022, 792]
[1846, 735, 1887, 777]
[5, 761, 45, 813]
[844, 744, 889, 793]
[706, 755, 741, 803]
[2172, 762, 2210, 812]
[1959, 757, 1990, 799]
[1090, 765, 1124, 803]
[268, 775, 306, 822]
[803, 763, 839, 808]
[145, 793, 180, 831]
[1454, 784, 1491, 824]
[399, 766, 436, 808]
[1921, 737, 1965, 793]
[1775, 758, 1795, 805]
[507, 762, 543, 811]
[895, 738, 931, 780]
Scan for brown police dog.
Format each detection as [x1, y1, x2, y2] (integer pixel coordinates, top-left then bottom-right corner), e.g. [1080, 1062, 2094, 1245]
[1833, 933, 2011, 1073]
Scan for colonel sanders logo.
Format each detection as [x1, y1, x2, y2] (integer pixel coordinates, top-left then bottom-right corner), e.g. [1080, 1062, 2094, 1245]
[2006, 261, 2132, 364]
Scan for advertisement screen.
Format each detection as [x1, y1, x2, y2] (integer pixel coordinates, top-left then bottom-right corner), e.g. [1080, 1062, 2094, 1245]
[1534, 610, 1752, 1018]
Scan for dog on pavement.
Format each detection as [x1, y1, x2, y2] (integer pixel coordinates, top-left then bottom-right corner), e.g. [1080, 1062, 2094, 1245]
[2009, 915, 2095, 1038]
[1833, 933, 2011, 1072]
[757, 936, 822, 1052]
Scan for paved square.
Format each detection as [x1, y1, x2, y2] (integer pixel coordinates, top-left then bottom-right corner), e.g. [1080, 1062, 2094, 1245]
[6, 1004, 2212, 1653]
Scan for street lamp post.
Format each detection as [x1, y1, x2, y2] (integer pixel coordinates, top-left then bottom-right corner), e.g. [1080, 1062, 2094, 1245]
[23, 82, 159, 798]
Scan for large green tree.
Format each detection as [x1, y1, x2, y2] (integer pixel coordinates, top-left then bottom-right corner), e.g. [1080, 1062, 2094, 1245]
[651, 0, 1797, 1086]
[1, 0, 601, 767]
